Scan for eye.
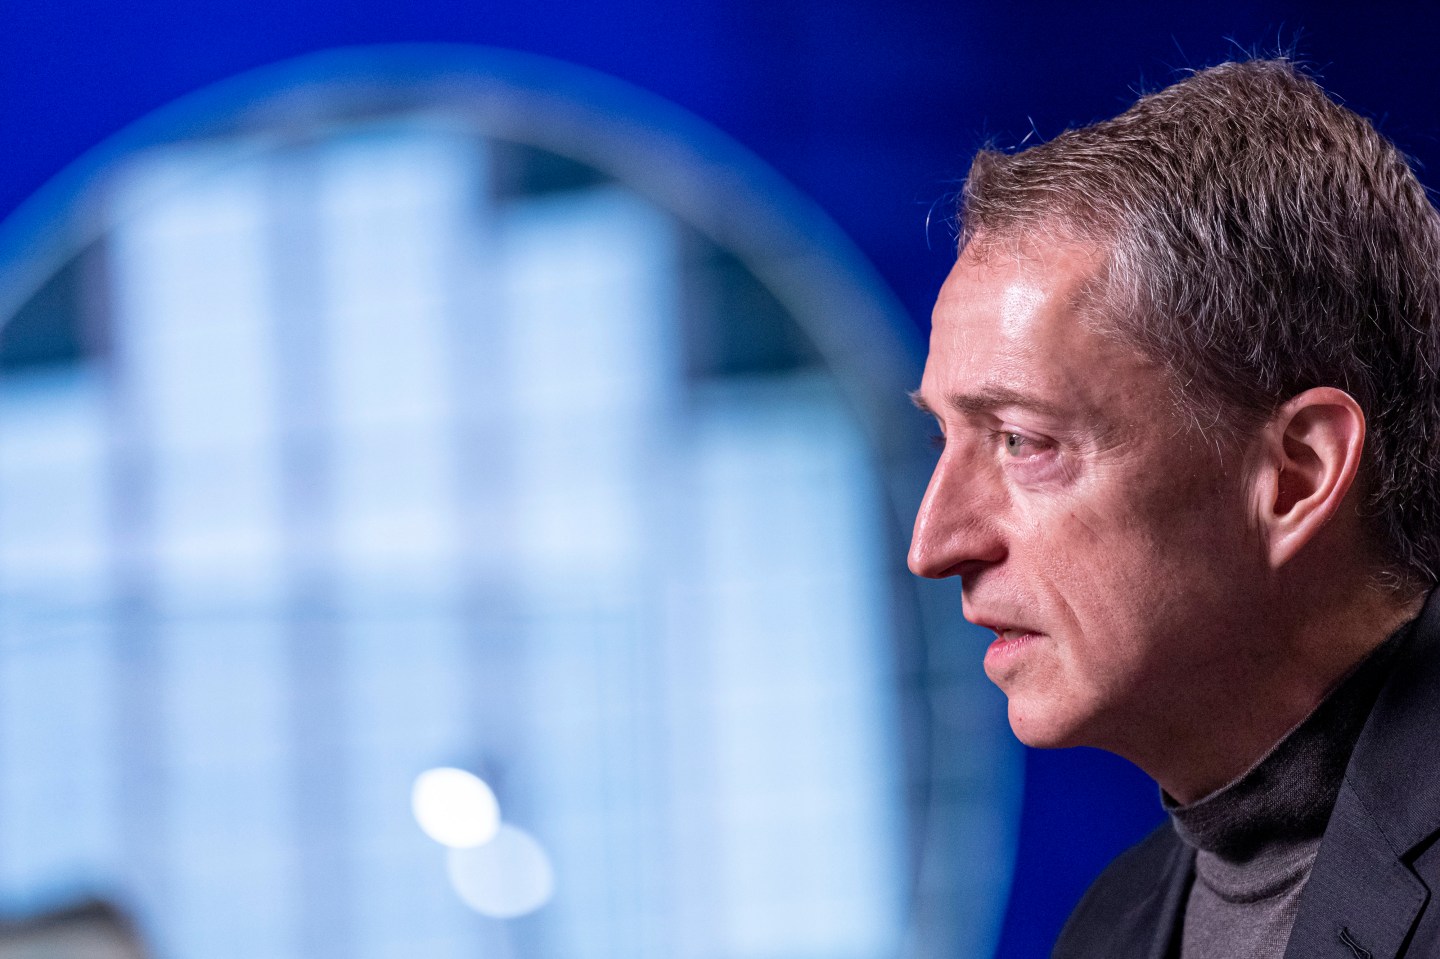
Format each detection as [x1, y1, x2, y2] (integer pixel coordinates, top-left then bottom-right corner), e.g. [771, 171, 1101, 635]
[999, 431, 1047, 458]
[928, 432, 946, 452]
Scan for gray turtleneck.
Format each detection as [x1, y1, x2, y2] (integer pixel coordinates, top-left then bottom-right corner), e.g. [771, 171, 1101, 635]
[1166, 623, 1410, 959]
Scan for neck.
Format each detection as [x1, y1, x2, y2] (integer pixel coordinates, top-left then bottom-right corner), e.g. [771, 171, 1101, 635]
[1137, 579, 1424, 805]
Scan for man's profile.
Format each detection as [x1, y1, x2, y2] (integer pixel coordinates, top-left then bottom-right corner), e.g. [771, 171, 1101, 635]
[909, 59, 1440, 957]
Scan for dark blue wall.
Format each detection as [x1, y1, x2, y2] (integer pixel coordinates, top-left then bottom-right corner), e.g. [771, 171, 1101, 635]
[4, 3, 1437, 955]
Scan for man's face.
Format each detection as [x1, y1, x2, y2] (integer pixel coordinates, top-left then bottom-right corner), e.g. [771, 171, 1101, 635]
[909, 236, 1267, 753]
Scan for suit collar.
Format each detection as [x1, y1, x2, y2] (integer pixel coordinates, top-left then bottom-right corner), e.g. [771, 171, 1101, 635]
[1283, 782, 1428, 959]
[1141, 840, 1192, 959]
[1282, 587, 1440, 958]
[1339, 586, 1440, 858]
[1103, 832, 1193, 959]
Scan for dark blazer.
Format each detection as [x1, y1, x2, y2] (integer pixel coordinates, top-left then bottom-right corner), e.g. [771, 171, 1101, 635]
[1053, 588, 1440, 959]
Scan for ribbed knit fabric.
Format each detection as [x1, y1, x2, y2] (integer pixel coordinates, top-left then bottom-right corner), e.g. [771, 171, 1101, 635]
[1166, 621, 1411, 959]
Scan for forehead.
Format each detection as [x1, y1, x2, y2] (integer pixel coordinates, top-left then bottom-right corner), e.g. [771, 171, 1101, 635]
[931, 237, 1102, 357]
[922, 237, 1170, 422]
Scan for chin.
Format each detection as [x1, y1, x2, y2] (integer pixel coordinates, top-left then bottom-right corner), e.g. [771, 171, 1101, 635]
[1004, 697, 1093, 750]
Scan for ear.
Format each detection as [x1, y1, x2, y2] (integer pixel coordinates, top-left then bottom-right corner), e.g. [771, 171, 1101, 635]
[1251, 387, 1367, 570]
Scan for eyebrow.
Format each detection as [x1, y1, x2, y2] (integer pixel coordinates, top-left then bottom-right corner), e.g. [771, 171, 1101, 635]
[908, 385, 1070, 421]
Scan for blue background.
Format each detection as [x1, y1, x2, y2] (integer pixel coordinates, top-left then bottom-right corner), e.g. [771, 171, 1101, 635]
[1, 3, 1434, 956]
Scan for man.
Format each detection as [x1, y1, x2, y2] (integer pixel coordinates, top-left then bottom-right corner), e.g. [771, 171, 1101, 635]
[907, 59, 1440, 958]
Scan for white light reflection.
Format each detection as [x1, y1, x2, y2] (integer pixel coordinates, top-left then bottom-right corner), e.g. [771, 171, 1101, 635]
[411, 767, 501, 849]
[445, 823, 555, 918]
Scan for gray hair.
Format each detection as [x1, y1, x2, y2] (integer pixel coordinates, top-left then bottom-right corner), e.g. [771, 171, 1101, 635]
[959, 58, 1440, 590]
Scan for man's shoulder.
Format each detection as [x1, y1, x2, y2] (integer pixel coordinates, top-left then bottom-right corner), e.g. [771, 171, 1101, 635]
[1051, 822, 1191, 959]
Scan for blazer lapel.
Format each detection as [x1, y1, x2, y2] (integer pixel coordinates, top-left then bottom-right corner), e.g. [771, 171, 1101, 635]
[1139, 842, 1193, 959]
[1284, 589, 1440, 958]
[1103, 837, 1194, 959]
[1283, 783, 1426, 959]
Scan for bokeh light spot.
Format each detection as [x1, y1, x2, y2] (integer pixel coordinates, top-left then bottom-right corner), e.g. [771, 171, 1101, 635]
[446, 823, 556, 918]
[411, 767, 501, 849]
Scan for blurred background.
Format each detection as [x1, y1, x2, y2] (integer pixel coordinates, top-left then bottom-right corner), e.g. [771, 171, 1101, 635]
[0, 3, 1437, 959]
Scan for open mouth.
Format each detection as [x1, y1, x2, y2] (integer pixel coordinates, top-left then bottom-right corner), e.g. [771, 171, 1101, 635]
[983, 628, 1043, 670]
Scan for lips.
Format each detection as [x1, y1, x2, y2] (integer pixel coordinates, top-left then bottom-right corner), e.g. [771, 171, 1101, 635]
[981, 626, 1043, 678]
[967, 614, 1041, 639]
[965, 611, 1045, 676]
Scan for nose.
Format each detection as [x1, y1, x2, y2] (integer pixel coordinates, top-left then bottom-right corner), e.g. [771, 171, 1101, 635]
[908, 453, 1007, 578]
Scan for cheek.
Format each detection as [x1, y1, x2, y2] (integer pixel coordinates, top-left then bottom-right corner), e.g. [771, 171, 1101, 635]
[1008, 461, 1257, 613]
[1033, 501, 1203, 627]
[1063, 496, 1259, 651]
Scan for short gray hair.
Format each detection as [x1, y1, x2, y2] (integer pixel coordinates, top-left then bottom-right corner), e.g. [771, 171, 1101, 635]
[959, 58, 1440, 590]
